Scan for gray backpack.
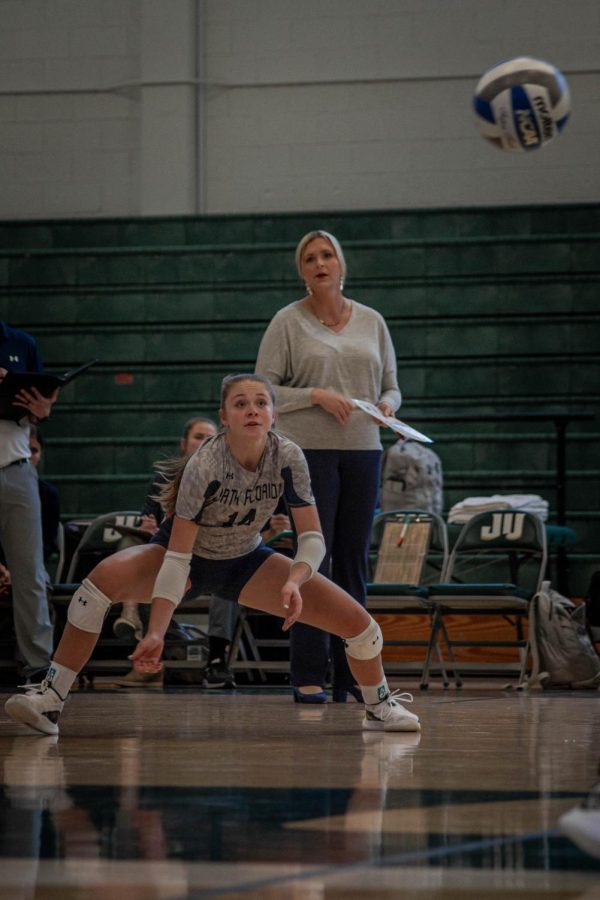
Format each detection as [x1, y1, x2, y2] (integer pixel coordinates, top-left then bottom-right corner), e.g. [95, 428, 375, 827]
[381, 440, 444, 515]
[520, 581, 600, 690]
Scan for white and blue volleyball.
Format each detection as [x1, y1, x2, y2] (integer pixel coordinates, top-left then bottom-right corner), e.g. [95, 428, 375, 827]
[473, 57, 570, 152]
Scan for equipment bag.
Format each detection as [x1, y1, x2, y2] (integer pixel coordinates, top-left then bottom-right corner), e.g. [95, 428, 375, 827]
[520, 581, 600, 690]
[585, 571, 600, 637]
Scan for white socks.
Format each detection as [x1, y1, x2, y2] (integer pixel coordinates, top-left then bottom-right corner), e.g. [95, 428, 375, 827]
[46, 661, 78, 700]
[361, 679, 390, 707]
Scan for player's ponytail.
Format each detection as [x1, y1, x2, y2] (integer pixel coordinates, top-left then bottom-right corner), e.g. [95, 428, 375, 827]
[151, 455, 189, 518]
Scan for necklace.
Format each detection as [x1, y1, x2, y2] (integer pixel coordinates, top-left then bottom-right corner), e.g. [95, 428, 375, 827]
[314, 298, 349, 328]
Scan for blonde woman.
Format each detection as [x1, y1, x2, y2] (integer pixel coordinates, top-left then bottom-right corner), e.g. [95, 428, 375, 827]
[256, 232, 400, 704]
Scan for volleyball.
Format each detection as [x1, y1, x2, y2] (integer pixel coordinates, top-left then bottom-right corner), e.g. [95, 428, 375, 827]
[473, 56, 570, 152]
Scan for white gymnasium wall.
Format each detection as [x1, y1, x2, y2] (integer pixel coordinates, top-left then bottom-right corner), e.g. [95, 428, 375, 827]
[0, 0, 198, 219]
[203, 0, 600, 213]
[0, 0, 140, 218]
[0, 0, 598, 219]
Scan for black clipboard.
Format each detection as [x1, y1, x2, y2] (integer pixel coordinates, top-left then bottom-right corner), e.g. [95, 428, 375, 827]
[0, 359, 98, 421]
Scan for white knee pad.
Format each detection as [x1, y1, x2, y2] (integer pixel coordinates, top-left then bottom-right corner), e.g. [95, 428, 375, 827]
[344, 617, 383, 660]
[67, 579, 112, 633]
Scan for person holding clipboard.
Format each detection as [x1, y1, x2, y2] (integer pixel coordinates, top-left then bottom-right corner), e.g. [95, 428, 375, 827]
[0, 321, 59, 682]
[255, 231, 402, 705]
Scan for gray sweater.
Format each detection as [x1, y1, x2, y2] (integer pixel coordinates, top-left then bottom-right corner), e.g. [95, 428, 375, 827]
[255, 299, 401, 450]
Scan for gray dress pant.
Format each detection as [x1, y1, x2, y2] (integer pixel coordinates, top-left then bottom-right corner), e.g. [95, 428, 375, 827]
[0, 461, 53, 675]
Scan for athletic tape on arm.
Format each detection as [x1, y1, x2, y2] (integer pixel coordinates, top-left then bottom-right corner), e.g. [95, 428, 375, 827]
[152, 550, 192, 607]
[344, 617, 383, 660]
[67, 579, 112, 633]
[292, 530, 326, 578]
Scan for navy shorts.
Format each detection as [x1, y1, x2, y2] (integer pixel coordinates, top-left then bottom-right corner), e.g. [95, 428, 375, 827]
[150, 518, 276, 602]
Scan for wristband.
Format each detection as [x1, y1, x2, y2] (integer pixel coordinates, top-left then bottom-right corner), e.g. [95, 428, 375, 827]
[292, 530, 326, 578]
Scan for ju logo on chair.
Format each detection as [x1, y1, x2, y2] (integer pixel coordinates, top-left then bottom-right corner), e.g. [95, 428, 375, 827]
[102, 514, 140, 542]
[480, 512, 525, 541]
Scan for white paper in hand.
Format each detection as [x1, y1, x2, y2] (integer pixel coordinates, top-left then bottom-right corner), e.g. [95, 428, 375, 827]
[351, 399, 433, 443]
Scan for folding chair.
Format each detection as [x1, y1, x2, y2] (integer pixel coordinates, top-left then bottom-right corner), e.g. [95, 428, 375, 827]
[424, 509, 548, 688]
[367, 510, 460, 688]
[65, 511, 141, 583]
[48, 521, 66, 584]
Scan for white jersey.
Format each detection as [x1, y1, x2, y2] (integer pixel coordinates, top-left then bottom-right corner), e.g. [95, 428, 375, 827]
[176, 431, 314, 559]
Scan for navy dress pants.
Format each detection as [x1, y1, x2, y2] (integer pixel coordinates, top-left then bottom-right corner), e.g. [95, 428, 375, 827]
[290, 449, 381, 690]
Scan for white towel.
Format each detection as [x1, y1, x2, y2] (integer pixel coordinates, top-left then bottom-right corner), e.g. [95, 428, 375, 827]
[448, 494, 549, 523]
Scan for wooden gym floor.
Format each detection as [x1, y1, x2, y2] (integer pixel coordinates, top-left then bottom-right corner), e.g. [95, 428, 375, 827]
[1, 680, 599, 899]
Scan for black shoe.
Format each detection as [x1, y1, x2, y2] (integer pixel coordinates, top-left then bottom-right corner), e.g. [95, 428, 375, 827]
[333, 685, 364, 703]
[203, 659, 236, 689]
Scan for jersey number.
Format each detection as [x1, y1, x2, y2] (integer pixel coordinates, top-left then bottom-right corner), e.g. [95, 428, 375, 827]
[223, 508, 257, 528]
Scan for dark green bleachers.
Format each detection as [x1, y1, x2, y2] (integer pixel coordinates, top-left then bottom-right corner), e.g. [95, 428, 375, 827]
[2, 204, 600, 249]
[2, 234, 598, 288]
[1, 204, 598, 594]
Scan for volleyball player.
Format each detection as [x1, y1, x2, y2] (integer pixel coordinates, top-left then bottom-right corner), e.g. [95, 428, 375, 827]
[5, 374, 420, 737]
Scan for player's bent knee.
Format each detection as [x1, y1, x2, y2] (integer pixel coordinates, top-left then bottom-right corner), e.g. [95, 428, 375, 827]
[344, 617, 383, 660]
[67, 579, 112, 633]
